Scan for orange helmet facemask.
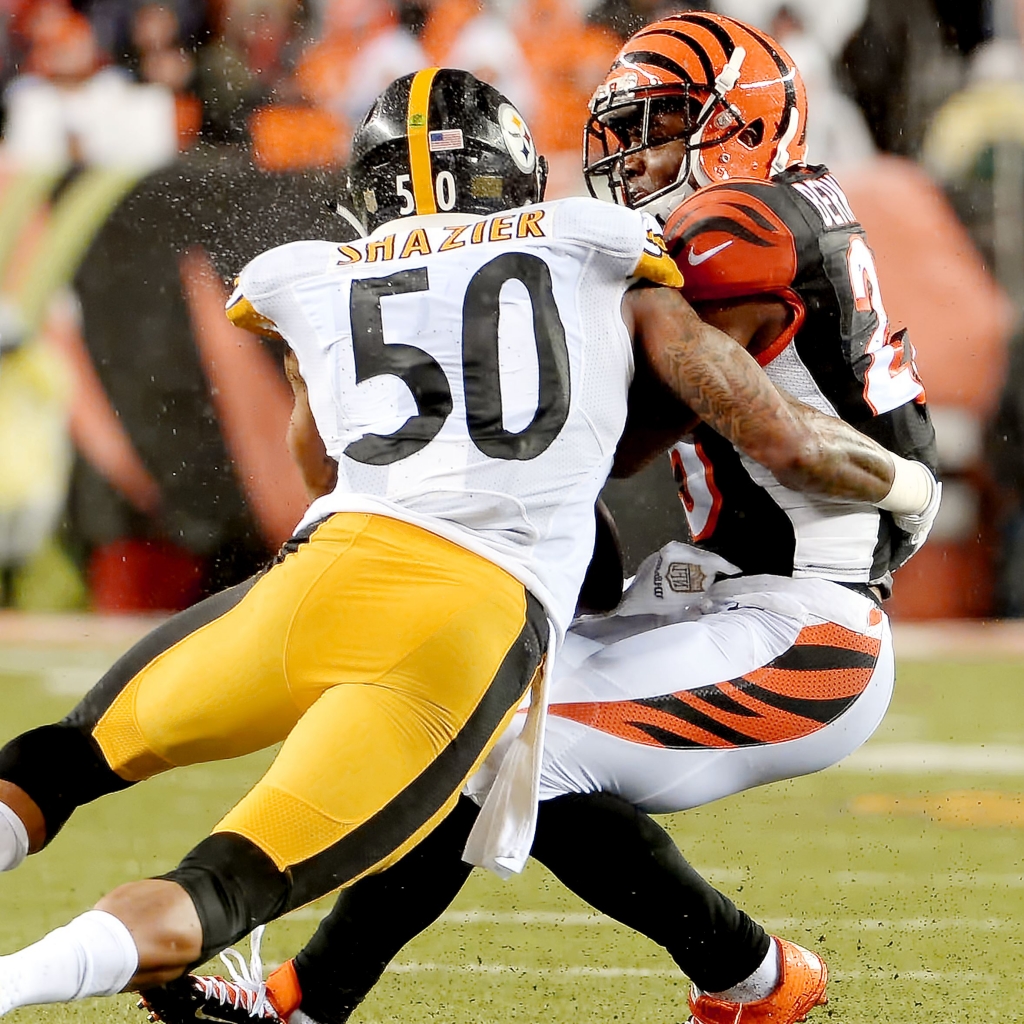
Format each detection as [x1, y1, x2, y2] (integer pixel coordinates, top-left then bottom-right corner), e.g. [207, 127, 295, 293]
[584, 12, 808, 221]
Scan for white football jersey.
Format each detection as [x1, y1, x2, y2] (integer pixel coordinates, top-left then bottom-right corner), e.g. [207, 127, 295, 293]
[231, 197, 681, 634]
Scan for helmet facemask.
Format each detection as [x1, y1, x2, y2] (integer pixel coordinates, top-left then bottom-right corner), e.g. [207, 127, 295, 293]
[584, 45, 752, 221]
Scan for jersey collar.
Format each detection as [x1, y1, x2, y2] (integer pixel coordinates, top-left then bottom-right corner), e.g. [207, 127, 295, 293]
[370, 212, 484, 238]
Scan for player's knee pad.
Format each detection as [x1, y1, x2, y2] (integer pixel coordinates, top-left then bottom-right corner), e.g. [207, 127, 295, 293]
[162, 833, 291, 965]
[0, 723, 132, 843]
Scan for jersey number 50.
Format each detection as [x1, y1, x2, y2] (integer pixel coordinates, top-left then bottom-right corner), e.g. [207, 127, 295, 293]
[344, 252, 571, 465]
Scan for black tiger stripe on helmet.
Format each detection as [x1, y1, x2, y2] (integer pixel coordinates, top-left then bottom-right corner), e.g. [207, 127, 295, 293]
[584, 12, 808, 217]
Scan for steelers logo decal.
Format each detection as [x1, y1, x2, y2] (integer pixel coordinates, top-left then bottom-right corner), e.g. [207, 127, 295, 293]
[498, 103, 536, 175]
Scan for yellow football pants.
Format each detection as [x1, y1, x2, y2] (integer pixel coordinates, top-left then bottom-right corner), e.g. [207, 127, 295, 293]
[84, 513, 545, 891]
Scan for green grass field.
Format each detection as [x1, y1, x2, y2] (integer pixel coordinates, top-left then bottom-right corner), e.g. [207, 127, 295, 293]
[1, 631, 1023, 1024]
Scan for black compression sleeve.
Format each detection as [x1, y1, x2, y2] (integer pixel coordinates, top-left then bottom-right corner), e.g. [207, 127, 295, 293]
[292, 791, 771, 1021]
[293, 795, 479, 1024]
[531, 792, 770, 993]
[0, 724, 132, 842]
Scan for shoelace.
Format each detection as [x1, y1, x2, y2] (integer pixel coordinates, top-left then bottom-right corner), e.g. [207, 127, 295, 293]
[193, 925, 276, 1019]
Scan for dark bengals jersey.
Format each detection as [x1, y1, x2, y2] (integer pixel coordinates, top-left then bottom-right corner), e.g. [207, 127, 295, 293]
[661, 164, 937, 586]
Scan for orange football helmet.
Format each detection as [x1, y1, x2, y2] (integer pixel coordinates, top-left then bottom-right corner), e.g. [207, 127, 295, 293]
[584, 12, 808, 220]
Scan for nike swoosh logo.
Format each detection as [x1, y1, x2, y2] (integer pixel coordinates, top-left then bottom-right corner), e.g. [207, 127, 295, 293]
[687, 240, 733, 265]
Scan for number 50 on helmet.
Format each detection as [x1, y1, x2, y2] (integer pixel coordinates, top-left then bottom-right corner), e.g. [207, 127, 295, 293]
[345, 68, 548, 234]
[584, 13, 808, 221]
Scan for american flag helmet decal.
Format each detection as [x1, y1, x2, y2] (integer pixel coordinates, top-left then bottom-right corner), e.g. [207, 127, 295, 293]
[428, 129, 465, 151]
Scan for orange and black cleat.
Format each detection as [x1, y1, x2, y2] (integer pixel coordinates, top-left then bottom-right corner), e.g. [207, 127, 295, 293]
[687, 937, 828, 1024]
[138, 928, 303, 1024]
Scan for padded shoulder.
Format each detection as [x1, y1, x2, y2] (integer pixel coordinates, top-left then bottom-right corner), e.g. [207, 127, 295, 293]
[548, 197, 682, 287]
[236, 240, 337, 302]
[227, 240, 336, 337]
[663, 182, 799, 302]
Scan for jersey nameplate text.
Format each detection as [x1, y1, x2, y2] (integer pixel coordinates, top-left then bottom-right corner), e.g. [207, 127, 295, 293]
[792, 174, 856, 230]
[336, 210, 548, 266]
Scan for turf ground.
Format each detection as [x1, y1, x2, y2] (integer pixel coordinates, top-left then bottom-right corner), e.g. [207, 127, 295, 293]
[1, 619, 1023, 1024]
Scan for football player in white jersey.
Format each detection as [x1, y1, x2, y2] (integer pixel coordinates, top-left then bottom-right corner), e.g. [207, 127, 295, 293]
[0, 68, 929, 1021]
[135, 23, 944, 1024]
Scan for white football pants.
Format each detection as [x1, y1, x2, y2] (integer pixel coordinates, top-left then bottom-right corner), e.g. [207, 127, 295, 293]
[468, 543, 894, 815]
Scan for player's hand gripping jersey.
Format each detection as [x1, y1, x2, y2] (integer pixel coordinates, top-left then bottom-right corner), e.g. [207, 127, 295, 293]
[230, 197, 680, 634]
[663, 165, 938, 588]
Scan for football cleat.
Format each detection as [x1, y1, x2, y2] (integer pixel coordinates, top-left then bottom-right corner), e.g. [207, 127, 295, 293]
[138, 927, 303, 1024]
[687, 937, 828, 1024]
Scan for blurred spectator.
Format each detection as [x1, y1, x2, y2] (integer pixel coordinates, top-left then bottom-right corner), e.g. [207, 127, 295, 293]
[715, 0, 867, 55]
[296, 0, 395, 121]
[925, 25, 1024, 616]
[0, 312, 74, 607]
[74, 0, 207, 66]
[764, 4, 874, 168]
[443, 7, 535, 120]
[923, 36, 1024, 310]
[3, 3, 177, 169]
[0, 0, 23, 99]
[129, 3, 194, 90]
[128, 3, 202, 145]
[297, 0, 426, 127]
[418, 0, 475, 61]
[510, 0, 619, 156]
[194, 0, 301, 142]
[990, 335, 1024, 615]
[840, 0, 983, 157]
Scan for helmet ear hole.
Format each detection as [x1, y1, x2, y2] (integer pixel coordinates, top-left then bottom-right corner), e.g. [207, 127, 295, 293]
[738, 118, 764, 149]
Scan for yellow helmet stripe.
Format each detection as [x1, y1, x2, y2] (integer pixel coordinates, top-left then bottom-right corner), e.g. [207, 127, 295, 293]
[407, 68, 440, 216]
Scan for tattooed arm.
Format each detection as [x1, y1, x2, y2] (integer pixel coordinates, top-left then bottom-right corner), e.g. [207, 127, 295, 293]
[621, 285, 896, 502]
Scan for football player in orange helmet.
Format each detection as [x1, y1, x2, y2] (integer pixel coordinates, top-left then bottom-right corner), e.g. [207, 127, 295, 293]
[584, 11, 808, 221]
[574, 15, 934, 1024]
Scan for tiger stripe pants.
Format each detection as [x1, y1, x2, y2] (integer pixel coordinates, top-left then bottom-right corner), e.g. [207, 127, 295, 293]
[469, 562, 891, 815]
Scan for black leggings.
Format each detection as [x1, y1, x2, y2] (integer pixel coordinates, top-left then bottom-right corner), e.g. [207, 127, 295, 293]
[294, 793, 769, 1024]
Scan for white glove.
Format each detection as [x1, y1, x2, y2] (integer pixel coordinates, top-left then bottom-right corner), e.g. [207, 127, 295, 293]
[890, 477, 942, 570]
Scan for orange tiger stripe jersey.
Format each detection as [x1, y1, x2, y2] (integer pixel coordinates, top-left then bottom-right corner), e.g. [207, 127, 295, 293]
[663, 181, 806, 367]
[663, 183, 799, 301]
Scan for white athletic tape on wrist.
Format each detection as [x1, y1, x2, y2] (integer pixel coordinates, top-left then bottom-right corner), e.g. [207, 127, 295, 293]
[876, 456, 935, 516]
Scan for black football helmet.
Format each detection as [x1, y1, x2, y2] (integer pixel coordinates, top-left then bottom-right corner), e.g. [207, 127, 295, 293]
[345, 68, 548, 233]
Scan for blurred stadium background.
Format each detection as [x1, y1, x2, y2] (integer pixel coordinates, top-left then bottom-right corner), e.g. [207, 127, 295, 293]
[0, 0, 1021, 618]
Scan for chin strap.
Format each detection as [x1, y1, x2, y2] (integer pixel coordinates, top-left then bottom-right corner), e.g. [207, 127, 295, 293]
[688, 46, 747, 190]
[335, 203, 368, 238]
[695, 45, 746, 129]
[641, 180, 696, 225]
[769, 107, 801, 176]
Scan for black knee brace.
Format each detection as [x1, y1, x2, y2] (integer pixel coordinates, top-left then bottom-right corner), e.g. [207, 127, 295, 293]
[161, 833, 292, 965]
[0, 723, 133, 843]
